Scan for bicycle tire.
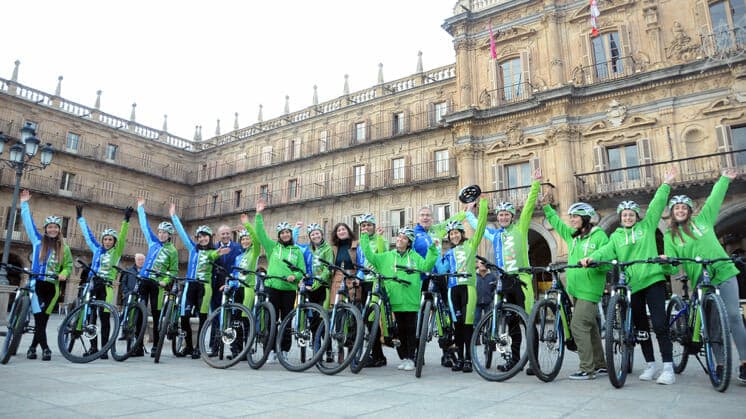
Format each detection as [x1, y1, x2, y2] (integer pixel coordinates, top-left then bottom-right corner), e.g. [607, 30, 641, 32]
[172, 324, 189, 358]
[605, 294, 630, 388]
[470, 304, 529, 382]
[316, 303, 364, 375]
[153, 300, 173, 363]
[415, 300, 432, 378]
[1, 295, 30, 364]
[527, 299, 564, 382]
[248, 301, 277, 369]
[277, 303, 329, 372]
[198, 303, 255, 369]
[350, 303, 380, 374]
[702, 293, 731, 392]
[111, 301, 147, 362]
[58, 300, 120, 363]
[666, 296, 689, 374]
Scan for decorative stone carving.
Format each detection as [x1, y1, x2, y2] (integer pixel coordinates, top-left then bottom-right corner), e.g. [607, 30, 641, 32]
[505, 121, 524, 146]
[571, 65, 586, 85]
[606, 99, 627, 127]
[479, 89, 492, 107]
[666, 21, 699, 61]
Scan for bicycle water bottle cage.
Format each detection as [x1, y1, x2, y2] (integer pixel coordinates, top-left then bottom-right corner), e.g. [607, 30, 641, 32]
[636, 330, 650, 341]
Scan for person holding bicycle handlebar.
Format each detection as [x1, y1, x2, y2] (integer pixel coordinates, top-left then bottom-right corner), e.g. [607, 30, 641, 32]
[662, 168, 746, 384]
[19, 189, 73, 361]
[356, 214, 389, 367]
[233, 213, 262, 311]
[581, 167, 677, 384]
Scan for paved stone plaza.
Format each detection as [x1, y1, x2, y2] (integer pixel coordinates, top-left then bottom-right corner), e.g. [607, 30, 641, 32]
[1, 314, 745, 418]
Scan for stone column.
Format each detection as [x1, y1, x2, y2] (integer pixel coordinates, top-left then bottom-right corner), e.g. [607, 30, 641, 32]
[546, 126, 577, 211]
[454, 37, 475, 110]
[545, 12, 566, 87]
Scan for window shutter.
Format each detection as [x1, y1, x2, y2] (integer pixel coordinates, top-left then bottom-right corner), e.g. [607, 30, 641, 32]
[530, 157, 541, 177]
[428, 103, 435, 127]
[284, 139, 291, 160]
[619, 25, 632, 60]
[366, 118, 371, 140]
[350, 123, 356, 146]
[593, 145, 610, 188]
[520, 51, 531, 91]
[637, 138, 653, 185]
[365, 165, 370, 189]
[405, 155, 411, 182]
[405, 207, 413, 227]
[404, 110, 411, 133]
[580, 33, 591, 83]
[294, 138, 302, 158]
[715, 125, 735, 167]
[696, 1, 711, 53]
[493, 164, 505, 190]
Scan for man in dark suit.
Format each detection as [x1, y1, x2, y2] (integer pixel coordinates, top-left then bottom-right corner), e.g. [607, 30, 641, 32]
[212, 225, 242, 310]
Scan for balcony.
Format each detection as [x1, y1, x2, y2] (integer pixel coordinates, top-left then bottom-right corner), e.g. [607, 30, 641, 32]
[480, 81, 535, 108]
[577, 56, 637, 85]
[700, 27, 746, 60]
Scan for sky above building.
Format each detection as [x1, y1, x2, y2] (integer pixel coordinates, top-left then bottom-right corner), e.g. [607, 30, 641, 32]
[3, 1, 457, 140]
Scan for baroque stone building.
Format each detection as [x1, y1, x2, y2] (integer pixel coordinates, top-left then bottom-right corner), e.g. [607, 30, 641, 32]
[2, 0, 745, 307]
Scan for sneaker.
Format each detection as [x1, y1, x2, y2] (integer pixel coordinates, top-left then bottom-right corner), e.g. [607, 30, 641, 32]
[26, 347, 37, 360]
[462, 360, 473, 373]
[266, 352, 277, 364]
[99, 352, 109, 360]
[656, 369, 675, 385]
[364, 356, 387, 368]
[639, 363, 658, 381]
[497, 358, 518, 372]
[738, 365, 746, 385]
[595, 367, 608, 376]
[403, 359, 415, 371]
[191, 349, 201, 359]
[150, 345, 157, 358]
[569, 371, 596, 380]
[452, 359, 463, 372]
[397, 360, 408, 370]
[131, 347, 145, 357]
[41, 348, 52, 361]
[441, 354, 454, 368]
[526, 367, 535, 376]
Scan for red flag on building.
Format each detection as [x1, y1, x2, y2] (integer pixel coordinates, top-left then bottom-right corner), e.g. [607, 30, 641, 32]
[590, 0, 600, 37]
[489, 23, 497, 60]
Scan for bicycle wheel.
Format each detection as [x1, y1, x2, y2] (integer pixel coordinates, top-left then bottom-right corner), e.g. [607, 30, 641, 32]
[470, 304, 529, 382]
[605, 294, 631, 388]
[350, 303, 380, 374]
[415, 300, 432, 378]
[198, 303, 255, 369]
[666, 296, 689, 374]
[111, 301, 147, 362]
[58, 300, 120, 363]
[153, 300, 173, 363]
[316, 303, 363, 375]
[702, 293, 732, 392]
[277, 303, 329, 372]
[527, 299, 564, 382]
[248, 301, 276, 369]
[1, 295, 30, 364]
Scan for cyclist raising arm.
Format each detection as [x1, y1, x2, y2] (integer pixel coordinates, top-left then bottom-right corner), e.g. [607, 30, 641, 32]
[234, 213, 262, 311]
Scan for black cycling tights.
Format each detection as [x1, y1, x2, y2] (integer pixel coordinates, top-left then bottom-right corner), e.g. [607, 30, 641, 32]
[631, 281, 672, 363]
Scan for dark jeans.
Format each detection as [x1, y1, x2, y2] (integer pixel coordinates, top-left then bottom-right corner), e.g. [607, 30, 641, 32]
[268, 288, 296, 352]
[631, 281, 672, 363]
[395, 311, 417, 360]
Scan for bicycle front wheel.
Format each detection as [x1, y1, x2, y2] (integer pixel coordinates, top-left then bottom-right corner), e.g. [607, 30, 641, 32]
[1, 295, 30, 364]
[111, 301, 147, 362]
[470, 304, 529, 382]
[248, 301, 276, 369]
[153, 300, 173, 364]
[350, 303, 380, 374]
[199, 303, 255, 369]
[605, 294, 631, 388]
[316, 302, 363, 375]
[58, 300, 120, 363]
[666, 296, 689, 374]
[702, 292, 731, 392]
[277, 303, 329, 372]
[415, 300, 432, 378]
[527, 299, 564, 382]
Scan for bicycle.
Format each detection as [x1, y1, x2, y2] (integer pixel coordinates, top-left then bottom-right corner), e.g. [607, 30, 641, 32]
[245, 269, 278, 369]
[525, 263, 583, 382]
[152, 271, 206, 364]
[349, 263, 408, 374]
[198, 264, 256, 369]
[0, 264, 58, 364]
[468, 256, 530, 382]
[275, 259, 330, 372]
[313, 258, 364, 375]
[109, 265, 149, 361]
[57, 259, 121, 363]
[665, 256, 738, 392]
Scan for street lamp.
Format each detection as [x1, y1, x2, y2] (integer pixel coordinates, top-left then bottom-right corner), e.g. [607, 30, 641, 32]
[0, 122, 54, 285]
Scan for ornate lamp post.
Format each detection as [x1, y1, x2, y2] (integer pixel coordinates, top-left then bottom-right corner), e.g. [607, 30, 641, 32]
[0, 122, 54, 285]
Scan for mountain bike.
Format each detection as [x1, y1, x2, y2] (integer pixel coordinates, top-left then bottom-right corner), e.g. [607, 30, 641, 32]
[276, 260, 330, 372]
[525, 263, 583, 382]
[110, 265, 148, 361]
[0, 263, 57, 364]
[152, 272, 206, 363]
[469, 256, 530, 382]
[57, 259, 121, 363]
[244, 269, 278, 369]
[666, 256, 738, 392]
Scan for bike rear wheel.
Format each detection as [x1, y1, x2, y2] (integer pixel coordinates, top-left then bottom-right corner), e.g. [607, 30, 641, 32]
[111, 301, 147, 362]
[470, 304, 529, 382]
[199, 303, 255, 369]
[702, 292, 732, 392]
[527, 299, 564, 382]
[605, 294, 631, 388]
[58, 300, 120, 363]
[415, 300, 432, 378]
[350, 303, 380, 374]
[1, 294, 30, 364]
[248, 301, 276, 369]
[153, 300, 173, 363]
[666, 296, 689, 374]
[277, 303, 329, 372]
[316, 302, 363, 375]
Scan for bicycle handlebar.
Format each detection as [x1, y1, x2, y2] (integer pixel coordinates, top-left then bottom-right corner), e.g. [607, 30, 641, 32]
[517, 263, 586, 274]
[394, 264, 470, 279]
[352, 263, 409, 286]
[655, 255, 744, 266]
[0, 262, 58, 281]
[317, 258, 357, 278]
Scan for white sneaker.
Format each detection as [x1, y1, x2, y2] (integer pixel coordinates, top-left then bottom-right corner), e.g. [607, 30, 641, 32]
[397, 360, 407, 370]
[403, 359, 415, 371]
[656, 369, 675, 385]
[267, 352, 277, 364]
[639, 363, 658, 381]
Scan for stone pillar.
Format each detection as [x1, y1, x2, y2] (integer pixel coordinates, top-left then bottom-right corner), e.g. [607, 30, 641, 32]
[454, 36, 475, 110]
[643, 4, 663, 67]
[546, 126, 577, 212]
[0, 285, 15, 326]
[545, 12, 566, 87]
[455, 137, 481, 189]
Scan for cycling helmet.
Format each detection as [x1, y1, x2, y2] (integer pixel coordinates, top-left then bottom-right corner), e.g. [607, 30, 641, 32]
[616, 201, 641, 215]
[44, 215, 62, 227]
[668, 195, 694, 211]
[276, 222, 292, 233]
[445, 220, 465, 233]
[568, 202, 596, 218]
[397, 227, 415, 242]
[158, 221, 175, 234]
[359, 214, 377, 225]
[100, 228, 118, 241]
[306, 223, 323, 234]
[195, 225, 213, 237]
[495, 202, 516, 215]
[238, 229, 250, 240]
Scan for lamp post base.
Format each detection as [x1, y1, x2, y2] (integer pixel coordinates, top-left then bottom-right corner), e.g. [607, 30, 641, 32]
[0, 284, 15, 327]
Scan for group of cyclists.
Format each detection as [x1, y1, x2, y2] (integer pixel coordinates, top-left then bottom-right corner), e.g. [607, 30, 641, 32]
[10, 165, 746, 388]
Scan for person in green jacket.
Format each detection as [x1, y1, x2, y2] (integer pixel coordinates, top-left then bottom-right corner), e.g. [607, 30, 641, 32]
[361, 227, 438, 371]
[544, 202, 609, 380]
[254, 199, 306, 361]
[581, 168, 677, 385]
[663, 168, 746, 384]
[234, 213, 261, 311]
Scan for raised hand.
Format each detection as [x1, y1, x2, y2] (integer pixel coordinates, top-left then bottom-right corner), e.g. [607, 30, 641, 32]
[723, 168, 738, 180]
[168, 203, 176, 217]
[20, 189, 31, 203]
[136, 197, 145, 207]
[75, 204, 84, 219]
[124, 206, 134, 222]
[663, 166, 678, 184]
[240, 213, 249, 224]
[256, 199, 266, 213]
[532, 167, 542, 180]
[376, 227, 384, 236]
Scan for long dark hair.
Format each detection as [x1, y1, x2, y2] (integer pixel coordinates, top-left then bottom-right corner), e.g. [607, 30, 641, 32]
[39, 230, 64, 266]
[331, 222, 357, 247]
[571, 216, 593, 238]
[669, 207, 698, 245]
